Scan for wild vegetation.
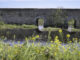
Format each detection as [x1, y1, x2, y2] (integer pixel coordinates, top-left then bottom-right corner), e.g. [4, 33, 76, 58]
[0, 29, 80, 60]
[0, 21, 37, 29]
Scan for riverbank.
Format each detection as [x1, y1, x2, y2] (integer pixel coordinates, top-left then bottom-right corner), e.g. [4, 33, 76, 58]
[0, 36, 80, 60]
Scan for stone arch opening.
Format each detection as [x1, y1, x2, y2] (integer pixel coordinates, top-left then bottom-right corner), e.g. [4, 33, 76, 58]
[34, 16, 46, 26]
[67, 17, 76, 28]
[37, 18, 44, 26]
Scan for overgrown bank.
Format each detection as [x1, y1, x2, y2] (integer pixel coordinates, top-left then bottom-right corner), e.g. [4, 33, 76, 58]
[0, 21, 37, 29]
[0, 35, 80, 60]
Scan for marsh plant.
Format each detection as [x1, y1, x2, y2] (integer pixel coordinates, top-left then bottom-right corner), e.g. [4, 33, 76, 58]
[48, 29, 51, 42]
[58, 29, 64, 42]
[0, 33, 80, 60]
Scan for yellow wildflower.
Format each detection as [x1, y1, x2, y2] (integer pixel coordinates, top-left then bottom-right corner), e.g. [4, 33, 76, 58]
[32, 37, 35, 40]
[66, 34, 70, 38]
[32, 43, 34, 47]
[55, 36, 58, 39]
[54, 36, 59, 41]
[54, 39, 60, 44]
[73, 38, 78, 42]
[36, 35, 39, 38]
[59, 29, 62, 33]
[50, 41, 53, 43]
[50, 44, 54, 47]
[69, 41, 72, 43]
[62, 46, 66, 52]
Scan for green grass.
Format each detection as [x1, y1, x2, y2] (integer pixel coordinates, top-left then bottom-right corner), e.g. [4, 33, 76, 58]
[71, 28, 80, 32]
[0, 24, 37, 29]
[0, 21, 37, 29]
[65, 28, 80, 32]
[41, 27, 61, 31]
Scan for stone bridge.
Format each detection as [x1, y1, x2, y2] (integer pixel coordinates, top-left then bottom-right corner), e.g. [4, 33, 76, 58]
[0, 8, 80, 28]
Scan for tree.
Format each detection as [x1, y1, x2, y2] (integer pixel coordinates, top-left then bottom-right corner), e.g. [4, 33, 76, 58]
[53, 9, 67, 27]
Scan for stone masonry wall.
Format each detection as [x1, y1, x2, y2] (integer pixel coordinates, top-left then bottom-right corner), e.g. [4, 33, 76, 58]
[0, 8, 80, 28]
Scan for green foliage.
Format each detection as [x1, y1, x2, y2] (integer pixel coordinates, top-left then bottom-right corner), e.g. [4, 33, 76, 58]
[68, 18, 75, 28]
[53, 9, 67, 26]
[38, 18, 44, 26]
[0, 23, 37, 29]
[0, 35, 80, 60]
[48, 30, 51, 42]
[54, 9, 64, 24]
[22, 24, 37, 29]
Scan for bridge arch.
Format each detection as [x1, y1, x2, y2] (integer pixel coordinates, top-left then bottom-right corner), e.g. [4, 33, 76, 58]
[34, 16, 46, 26]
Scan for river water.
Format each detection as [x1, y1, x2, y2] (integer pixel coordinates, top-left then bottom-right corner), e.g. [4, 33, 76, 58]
[2, 39, 80, 48]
